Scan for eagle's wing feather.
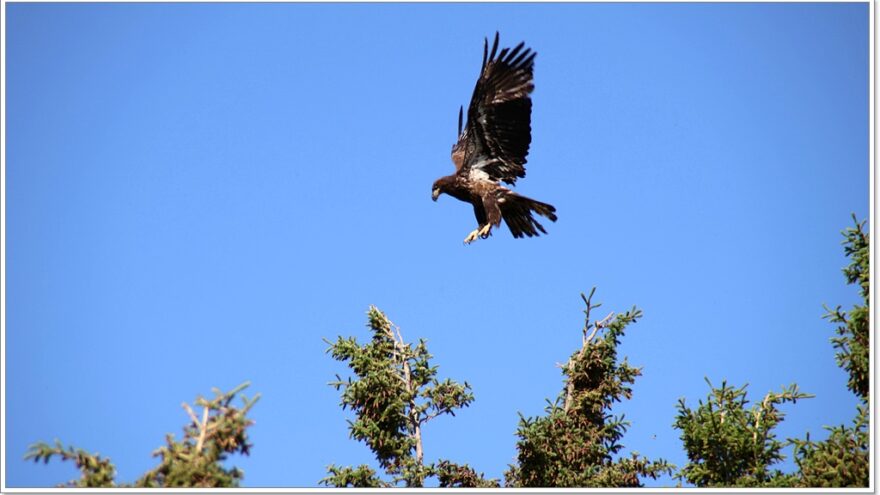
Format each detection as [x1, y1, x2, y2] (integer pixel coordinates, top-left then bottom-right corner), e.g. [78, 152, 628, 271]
[452, 32, 536, 185]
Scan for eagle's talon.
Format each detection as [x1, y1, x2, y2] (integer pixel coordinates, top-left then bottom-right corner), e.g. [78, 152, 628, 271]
[463, 229, 480, 244]
[478, 224, 492, 239]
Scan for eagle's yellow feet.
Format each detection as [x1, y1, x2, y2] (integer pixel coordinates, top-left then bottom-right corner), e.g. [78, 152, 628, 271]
[464, 224, 493, 244]
[464, 228, 481, 244]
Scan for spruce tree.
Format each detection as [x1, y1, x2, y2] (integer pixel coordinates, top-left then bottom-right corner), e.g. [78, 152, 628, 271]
[504, 288, 673, 487]
[673, 380, 811, 487]
[790, 214, 869, 487]
[322, 306, 498, 487]
[674, 215, 869, 487]
[25, 382, 260, 487]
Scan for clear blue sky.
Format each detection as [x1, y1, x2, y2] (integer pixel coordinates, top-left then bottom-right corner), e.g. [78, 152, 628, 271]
[6, 2, 869, 488]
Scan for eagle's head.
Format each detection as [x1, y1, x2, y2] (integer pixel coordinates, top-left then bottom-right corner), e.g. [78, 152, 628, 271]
[432, 177, 449, 202]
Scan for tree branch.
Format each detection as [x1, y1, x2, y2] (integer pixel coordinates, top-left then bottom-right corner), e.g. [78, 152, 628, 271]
[565, 291, 614, 413]
[182, 403, 199, 426]
[387, 320, 425, 468]
[195, 406, 209, 453]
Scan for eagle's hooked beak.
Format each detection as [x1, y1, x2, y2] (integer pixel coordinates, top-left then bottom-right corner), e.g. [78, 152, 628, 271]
[432, 188, 440, 202]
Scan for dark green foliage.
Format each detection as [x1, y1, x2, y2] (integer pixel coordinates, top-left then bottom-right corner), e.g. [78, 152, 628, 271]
[435, 460, 501, 487]
[24, 440, 117, 487]
[673, 215, 869, 488]
[322, 464, 390, 487]
[789, 215, 870, 487]
[25, 382, 259, 488]
[791, 404, 869, 487]
[323, 306, 493, 487]
[135, 382, 260, 487]
[824, 214, 869, 400]
[505, 289, 673, 487]
[673, 380, 811, 487]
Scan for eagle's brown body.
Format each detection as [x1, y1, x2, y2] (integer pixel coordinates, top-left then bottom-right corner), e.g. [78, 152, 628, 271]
[432, 33, 557, 244]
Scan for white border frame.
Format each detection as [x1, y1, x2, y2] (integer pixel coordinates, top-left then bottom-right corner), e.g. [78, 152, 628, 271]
[0, 1, 874, 493]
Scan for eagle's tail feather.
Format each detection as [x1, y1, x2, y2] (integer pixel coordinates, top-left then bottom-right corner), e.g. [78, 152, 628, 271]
[501, 192, 557, 238]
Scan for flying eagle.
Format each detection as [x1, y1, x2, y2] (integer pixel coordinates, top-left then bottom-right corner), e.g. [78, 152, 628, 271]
[432, 32, 557, 244]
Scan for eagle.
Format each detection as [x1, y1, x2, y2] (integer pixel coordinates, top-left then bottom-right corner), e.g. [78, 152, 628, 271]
[432, 32, 557, 244]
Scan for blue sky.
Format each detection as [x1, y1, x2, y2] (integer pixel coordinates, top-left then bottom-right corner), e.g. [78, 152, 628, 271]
[5, 2, 869, 488]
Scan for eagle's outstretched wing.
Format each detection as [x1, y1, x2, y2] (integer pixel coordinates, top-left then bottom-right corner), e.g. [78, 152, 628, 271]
[451, 32, 536, 186]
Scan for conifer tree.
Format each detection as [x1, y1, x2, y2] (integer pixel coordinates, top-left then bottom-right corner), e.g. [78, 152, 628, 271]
[322, 306, 498, 487]
[673, 380, 811, 487]
[504, 289, 673, 487]
[790, 214, 869, 487]
[25, 382, 259, 488]
[674, 215, 869, 488]
[825, 214, 869, 401]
